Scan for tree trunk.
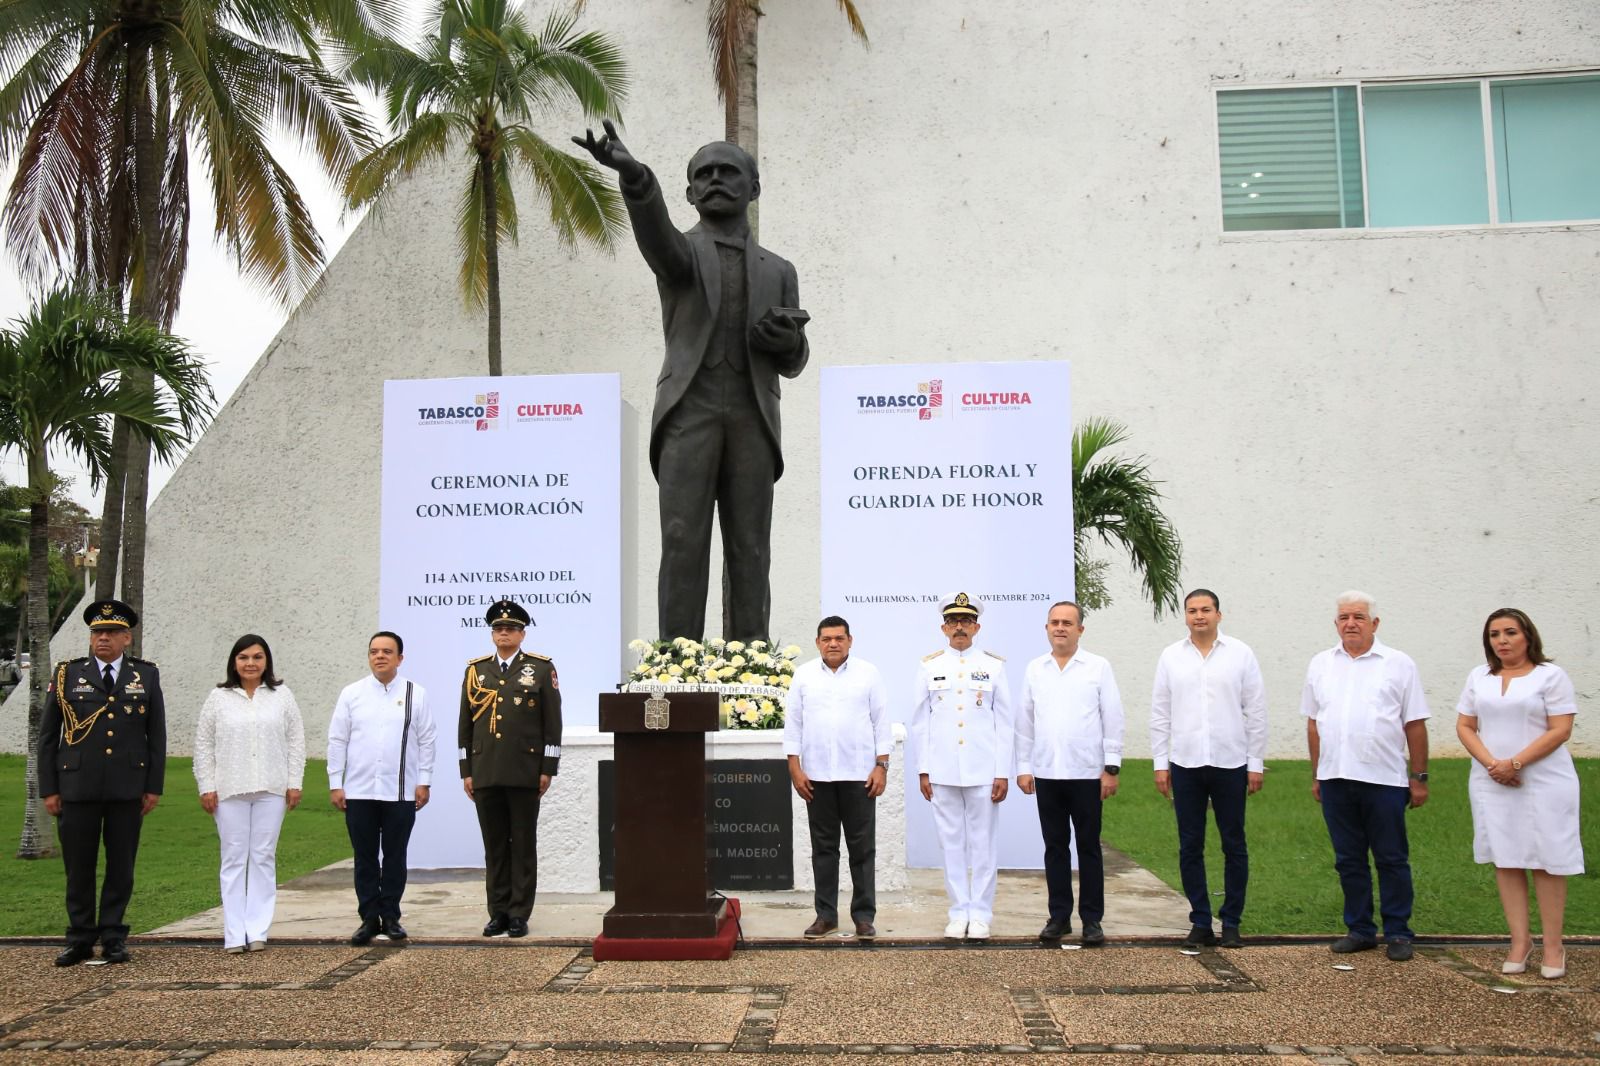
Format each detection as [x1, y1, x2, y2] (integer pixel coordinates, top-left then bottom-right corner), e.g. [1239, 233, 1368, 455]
[120, 443, 151, 656]
[94, 418, 130, 600]
[120, 39, 165, 655]
[18, 450, 54, 859]
[729, 3, 760, 239]
[481, 150, 502, 377]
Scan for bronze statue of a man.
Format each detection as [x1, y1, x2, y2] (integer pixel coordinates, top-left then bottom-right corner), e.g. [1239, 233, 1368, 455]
[575, 121, 809, 642]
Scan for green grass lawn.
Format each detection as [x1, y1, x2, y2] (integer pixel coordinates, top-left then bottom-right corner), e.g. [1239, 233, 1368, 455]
[0, 755, 351, 937]
[1105, 758, 1600, 935]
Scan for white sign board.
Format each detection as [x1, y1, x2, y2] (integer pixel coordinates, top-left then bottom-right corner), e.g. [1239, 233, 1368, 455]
[380, 374, 622, 867]
[819, 361, 1073, 868]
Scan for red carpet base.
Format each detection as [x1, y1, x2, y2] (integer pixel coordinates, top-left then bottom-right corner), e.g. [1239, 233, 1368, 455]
[592, 898, 740, 961]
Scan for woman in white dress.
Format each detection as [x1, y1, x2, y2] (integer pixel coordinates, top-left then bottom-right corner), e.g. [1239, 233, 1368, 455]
[1455, 608, 1582, 980]
[193, 635, 305, 953]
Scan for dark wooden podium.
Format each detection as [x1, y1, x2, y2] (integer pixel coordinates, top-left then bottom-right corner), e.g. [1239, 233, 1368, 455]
[599, 691, 728, 938]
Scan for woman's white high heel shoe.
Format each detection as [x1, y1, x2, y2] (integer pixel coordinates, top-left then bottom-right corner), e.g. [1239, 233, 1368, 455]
[1540, 948, 1566, 980]
[1502, 945, 1532, 974]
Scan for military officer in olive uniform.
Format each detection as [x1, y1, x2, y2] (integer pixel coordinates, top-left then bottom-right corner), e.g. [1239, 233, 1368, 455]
[459, 599, 561, 938]
[911, 592, 1013, 942]
[39, 599, 166, 966]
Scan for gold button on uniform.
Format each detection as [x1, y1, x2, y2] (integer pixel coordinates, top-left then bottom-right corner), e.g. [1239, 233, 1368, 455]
[495, 733, 503, 739]
[106, 731, 113, 737]
[107, 711, 115, 718]
[105, 748, 113, 754]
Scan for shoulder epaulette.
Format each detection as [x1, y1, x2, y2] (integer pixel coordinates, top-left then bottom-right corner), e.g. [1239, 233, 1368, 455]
[128, 655, 158, 667]
[467, 653, 494, 665]
[524, 651, 552, 662]
[983, 650, 1006, 662]
[922, 649, 943, 662]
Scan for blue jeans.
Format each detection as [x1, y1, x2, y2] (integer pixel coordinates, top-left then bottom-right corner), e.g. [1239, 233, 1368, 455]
[1170, 763, 1248, 929]
[1319, 778, 1414, 941]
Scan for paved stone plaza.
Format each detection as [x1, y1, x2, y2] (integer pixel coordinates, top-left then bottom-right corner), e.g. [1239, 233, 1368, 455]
[0, 938, 1595, 1064]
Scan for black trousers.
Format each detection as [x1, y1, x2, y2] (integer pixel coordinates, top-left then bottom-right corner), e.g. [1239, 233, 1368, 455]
[806, 780, 876, 924]
[1170, 763, 1249, 929]
[58, 799, 143, 946]
[655, 362, 778, 641]
[1035, 778, 1104, 925]
[344, 799, 417, 921]
[474, 785, 541, 919]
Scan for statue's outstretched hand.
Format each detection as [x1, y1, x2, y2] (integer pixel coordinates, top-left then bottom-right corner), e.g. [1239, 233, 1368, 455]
[750, 311, 803, 356]
[572, 119, 642, 181]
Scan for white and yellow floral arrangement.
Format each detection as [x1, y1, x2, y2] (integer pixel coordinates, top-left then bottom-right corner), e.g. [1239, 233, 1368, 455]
[624, 637, 802, 729]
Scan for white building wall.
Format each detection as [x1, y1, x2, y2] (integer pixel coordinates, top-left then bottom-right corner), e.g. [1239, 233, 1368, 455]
[83, 0, 1596, 763]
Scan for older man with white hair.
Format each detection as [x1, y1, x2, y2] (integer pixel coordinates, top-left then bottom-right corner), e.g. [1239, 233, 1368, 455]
[1302, 591, 1431, 961]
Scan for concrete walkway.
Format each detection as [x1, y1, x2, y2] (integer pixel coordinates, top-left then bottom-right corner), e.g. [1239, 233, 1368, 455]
[149, 848, 1192, 943]
[6, 858, 1595, 1064]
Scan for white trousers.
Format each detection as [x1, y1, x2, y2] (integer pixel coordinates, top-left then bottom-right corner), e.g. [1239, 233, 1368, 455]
[930, 783, 999, 924]
[214, 792, 287, 948]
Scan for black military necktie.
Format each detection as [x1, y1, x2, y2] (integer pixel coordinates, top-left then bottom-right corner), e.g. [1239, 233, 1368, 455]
[500, 660, 509, 675]
[103, 664, 114, 689]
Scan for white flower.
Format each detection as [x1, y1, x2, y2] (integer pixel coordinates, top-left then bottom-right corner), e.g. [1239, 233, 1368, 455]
[709, 638, 726, 650]
[628, 638, 650, 654]
[726, 640, 746, 653]
[749, 640, 768, 651]
[739, 671, 758, 685]
[782, 645, 802, 658]
[729, 654, 745, 667]
[667, 664, 684, 676]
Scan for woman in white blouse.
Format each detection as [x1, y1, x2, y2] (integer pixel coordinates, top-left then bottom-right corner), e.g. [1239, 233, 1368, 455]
[193, 634, 306, 953]
[1455, 608, 1583, 981]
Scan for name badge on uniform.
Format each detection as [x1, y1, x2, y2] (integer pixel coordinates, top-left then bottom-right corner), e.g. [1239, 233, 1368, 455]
[929, 675, 950, 691]
[73, 684, 96, 694]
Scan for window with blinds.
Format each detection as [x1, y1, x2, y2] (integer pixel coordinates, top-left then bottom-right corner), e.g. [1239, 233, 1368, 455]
[1217, 73, 1600, 231]
[1218, 87, 1364, 231]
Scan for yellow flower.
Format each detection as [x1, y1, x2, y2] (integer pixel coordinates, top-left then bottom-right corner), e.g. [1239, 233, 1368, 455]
[759, 700, 775, 714]
[680, 659, 695, 670]
[779, 675, 792, 688]
[667, 664, 683, 676]
[749, 640, 768, 651]
[729, 654, 746, 667]
[726, 640, 746, 653]
[720, 666, 736, 680]
[782, 645, 802, 658]
[740, 708, 760, 724]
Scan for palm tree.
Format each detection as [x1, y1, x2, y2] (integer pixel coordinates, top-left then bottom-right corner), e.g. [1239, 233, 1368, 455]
[704, 0, 867, 183]
[0, 285, 214, 859]
[1073, 416, 1184, 618]
[346, 0, 628, 376]
[0, 0, 387, 644]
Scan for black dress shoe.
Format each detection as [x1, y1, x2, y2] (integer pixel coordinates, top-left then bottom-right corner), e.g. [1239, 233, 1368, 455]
[54, 943, 94, 967]
[507, 917, 529, 938]
[1385, 939, 1414, 961]
[1220, 926, 1243, 949]
[100, 942, 130, 964]
[381, 916, 408, 941]
[1038, 919, 1068, 942]
[482, 914, 511, 938]
[350, 918, 381, 946]
[1330, 934, 1378, 954]
[1081, 921, 1105, 946]
[1183, 925, 1217, 947]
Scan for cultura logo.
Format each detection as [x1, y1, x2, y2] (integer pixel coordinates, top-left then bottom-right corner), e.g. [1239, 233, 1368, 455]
[961, 390, 1031, 409]
[416, 392, 499, 430]
[516, 401, 585, 422]
[856, 379, 943, 418]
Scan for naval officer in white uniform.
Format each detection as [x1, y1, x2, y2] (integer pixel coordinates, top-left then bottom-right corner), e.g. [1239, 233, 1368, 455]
[912, 592, 1014, 941]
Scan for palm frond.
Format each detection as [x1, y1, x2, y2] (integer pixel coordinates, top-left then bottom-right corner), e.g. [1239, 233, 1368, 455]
[1072, 417, 1184, 619]
[703, 0, 749, 107]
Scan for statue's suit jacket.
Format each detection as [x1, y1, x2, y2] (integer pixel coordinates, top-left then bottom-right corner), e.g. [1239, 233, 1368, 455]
[620, 166, 809, 480]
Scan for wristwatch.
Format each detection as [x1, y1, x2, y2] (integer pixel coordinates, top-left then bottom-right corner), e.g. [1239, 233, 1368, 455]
[1510, 758, 1523, 771]
[875, 759, 890, 769]
[1409, 771, 1429, 782]
[1103, 765, 1120, 777]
